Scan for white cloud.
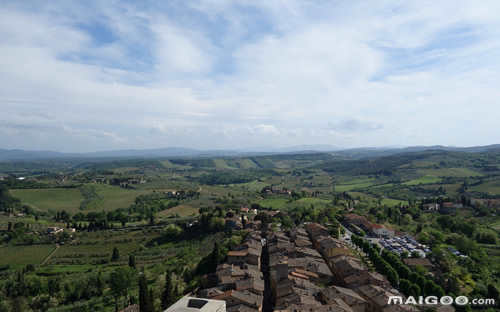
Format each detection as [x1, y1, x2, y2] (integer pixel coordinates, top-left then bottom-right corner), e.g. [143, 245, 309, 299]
[1, 1, 500, 151]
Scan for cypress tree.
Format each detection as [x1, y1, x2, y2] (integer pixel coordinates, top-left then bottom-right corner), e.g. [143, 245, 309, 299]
[210, 242, 221, 271]
[111, 247, 120, 262]
[128, 255, 136, 269]
[148, 288, 155, 312]
[139, 275, 149, 312]
[161, 272, 173, 309]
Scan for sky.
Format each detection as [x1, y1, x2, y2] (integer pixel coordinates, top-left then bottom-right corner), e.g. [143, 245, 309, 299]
[1, 1, 500, 152]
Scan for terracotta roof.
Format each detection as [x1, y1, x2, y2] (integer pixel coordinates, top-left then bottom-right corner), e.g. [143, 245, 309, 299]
[228, 250, 249, 257]
[320, 286, 366, 303]
[294, 269, 319, 279]
[289, 272, 309, 280]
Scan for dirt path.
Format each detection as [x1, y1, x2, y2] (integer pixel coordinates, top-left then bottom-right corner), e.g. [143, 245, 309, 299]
[41, 244, 59, 266]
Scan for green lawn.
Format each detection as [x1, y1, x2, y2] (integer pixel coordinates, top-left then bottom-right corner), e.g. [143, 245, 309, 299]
[10, 188, 83, 212]
[0, 245, 56, 268]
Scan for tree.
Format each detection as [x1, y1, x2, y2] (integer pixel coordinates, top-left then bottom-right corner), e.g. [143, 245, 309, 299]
[149, 211, 155, 226]
[110, 268, 134, 312]
[399, 279, 411, 296]
[129, 254, 136, 269]
[409, 283, 422, 297]
[139, 274, 153, 312]
[0, 301, 9, 312]
[149, 288, 155, 312]
[386, 267, 399, 287]
[48, 277, 61, 297]
[210, 242, 221, 272]
[487, 284, 499, 301]
[11, 297, 30, 312]
[111, 247, 120, 262]
[161, 272, 174, 309]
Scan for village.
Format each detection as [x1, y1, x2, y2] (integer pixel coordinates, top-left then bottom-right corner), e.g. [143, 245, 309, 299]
[164, 208, 454, 312]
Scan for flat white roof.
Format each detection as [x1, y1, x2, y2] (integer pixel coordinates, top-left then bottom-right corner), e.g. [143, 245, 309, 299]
[165, 296, 226, 312]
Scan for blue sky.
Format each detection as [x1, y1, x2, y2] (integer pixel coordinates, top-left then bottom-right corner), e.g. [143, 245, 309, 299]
[1, 0, 500, 152]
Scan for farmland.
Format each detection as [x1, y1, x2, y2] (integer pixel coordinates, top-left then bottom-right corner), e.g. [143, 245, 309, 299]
[10, 188, 83, 212]
[0, 245, 56, 268]
[1, 147, 500, 311]
[10, 184, 152, 214]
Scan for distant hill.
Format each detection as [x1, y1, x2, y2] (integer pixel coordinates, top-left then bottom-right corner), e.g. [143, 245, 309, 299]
[1, 144, 499, 161]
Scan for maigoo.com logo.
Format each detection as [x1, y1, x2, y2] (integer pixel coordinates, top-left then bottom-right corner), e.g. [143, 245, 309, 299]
[388, 296, 496, 306]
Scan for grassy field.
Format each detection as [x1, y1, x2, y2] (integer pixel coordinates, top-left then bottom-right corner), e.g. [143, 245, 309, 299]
[294, 197, 331, 206]
[11, 185, 151, 213]
[213, 159, 232, 169]
[403, 176, 442, 185]
[10, 188, 83, 212]
[93, 184, 151, 211]
[0, 245, 56, 268]
[471, 180, 500, 195]
[418, 168, 483, 177]
[335, 178, 375, 192]
[258, 198, 289, 210]
[238, 180, 268, 192]
[236, 158, 259, 169]
[381, 198, 409, 207]
[159, 204, 199, 218]
[50, 230, 158, 266]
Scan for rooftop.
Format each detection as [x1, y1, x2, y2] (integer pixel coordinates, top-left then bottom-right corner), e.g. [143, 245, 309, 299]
[164, 296, 226, 312]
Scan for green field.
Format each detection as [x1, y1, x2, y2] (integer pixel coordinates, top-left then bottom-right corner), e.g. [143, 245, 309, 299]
[0, 245, 56, 268]
[50, 231, 157, 266]
[238, 180, 268, 192]
[471, 180, 500, 195]
[403, 176, 442, 186]
[94, 184, 151, 211]
[294, 197, 331, 206]
[381, 198, 409, 207]
[335, 178, 375, 192]
[213, 159, 232, 169]
[418, 168, 483, 177]
[11, 185, 151, 213]
[159, 204, 199, 218]
[258, 198, 289, 210]
[239, 159, 259, 169]
[10, 188, 83, 212]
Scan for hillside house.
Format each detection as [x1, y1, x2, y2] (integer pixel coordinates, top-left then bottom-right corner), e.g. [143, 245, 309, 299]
[47, 227, 63, 235]
[423, 203, 440, 211]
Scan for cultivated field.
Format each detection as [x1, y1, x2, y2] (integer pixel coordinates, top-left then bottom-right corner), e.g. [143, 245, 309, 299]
[0, 244, 56, 268]
[10, 188, 83, 212]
